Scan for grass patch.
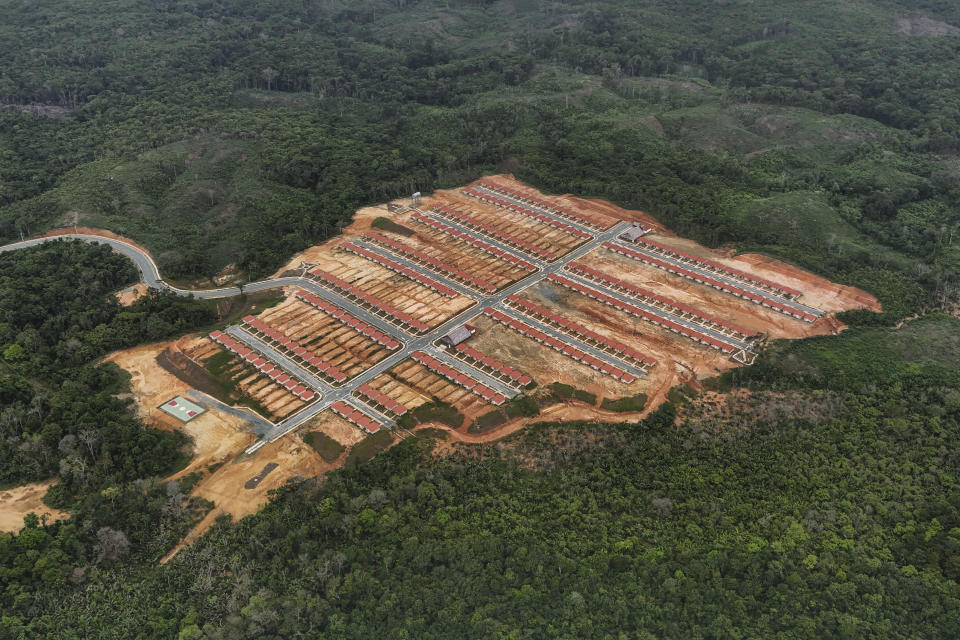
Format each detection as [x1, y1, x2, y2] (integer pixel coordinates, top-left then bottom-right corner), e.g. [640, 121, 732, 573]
[468, 395, 540, 434]
[203, 351, 271, 416]
[205, 350, 234, 377]
[303, 431, 346, 462]
[470, 410, 509, 433]
[396, 400, 465, 430]
[721, 312, 960, 392]
[236, 393, 270, 417]
[546, 382, 596, 405]
[371, 216, 415, 236]
[600, 393, 648, 412]
[204, 350, 240, 399]
[346, 430, 395, 466]
[212, 292, 285, 328]
[415, 427, 449, 440]
[177, 471, 203, 494]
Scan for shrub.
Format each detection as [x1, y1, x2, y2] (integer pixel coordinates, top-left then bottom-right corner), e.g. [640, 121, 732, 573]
[303, 431, 346, 462]
[371, 217, 415, 236]
[600, 393, 648, 412]
[346, 430, 394, 466]
[396, 400, 465, 429]
[547, 382, 596, 405]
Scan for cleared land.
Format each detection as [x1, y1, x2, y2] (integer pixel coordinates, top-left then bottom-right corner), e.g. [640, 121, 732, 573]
[0, 482, 69, 534]
[103, 175, 878, 553]
[138, 176, 879, 441]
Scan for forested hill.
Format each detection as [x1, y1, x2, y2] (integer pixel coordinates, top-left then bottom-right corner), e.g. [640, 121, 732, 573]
[0, 0, 956, 316]
[2, 1, 960, 638]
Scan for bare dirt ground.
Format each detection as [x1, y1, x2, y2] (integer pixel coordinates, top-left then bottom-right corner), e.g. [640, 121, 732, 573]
[96, 176, 882, 556]
[732, 252, 881, 313]
[106, 337, 307, 559]
[581, 251, 827, 340]
[183, 336, 309, 421]
[895, 15, 960, 37]
[0, 482, 69, 533]
[107, 339, 260, 473]
[635, 232, 880, 315]
[115, 282, 149, 306]
[273, 204, 392, 276]
[161, 411, 366, 561]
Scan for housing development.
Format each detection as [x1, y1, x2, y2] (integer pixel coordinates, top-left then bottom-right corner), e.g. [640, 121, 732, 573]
[172, 175, 874, 453]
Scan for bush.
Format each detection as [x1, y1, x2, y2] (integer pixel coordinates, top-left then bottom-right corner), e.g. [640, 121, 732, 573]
[470, 410, 508, 433]
[397, 400, 465, 430]
[469, 395, 539, 433]
[371, 217, 415, 236]
[303, 431, 346, 462]
[600, 393, 648, 412]
[547, 382, 596, 405]
[505, 395, 540, 418]
[346, 431, 395, 466]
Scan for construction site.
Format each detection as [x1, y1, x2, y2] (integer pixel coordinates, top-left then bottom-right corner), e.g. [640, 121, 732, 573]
[98, 175, 879, 546]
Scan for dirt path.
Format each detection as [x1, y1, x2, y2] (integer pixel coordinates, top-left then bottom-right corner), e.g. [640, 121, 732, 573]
[161, 412, 363, 562]
[0, 482, 69, 533]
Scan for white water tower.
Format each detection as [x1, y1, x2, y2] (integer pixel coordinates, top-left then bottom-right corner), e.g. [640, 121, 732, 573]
[412, 191, 421, 206]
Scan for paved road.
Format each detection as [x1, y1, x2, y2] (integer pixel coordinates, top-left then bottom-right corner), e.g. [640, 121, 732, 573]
[559, 271, 754, 352]
[184, 389, 276, 437]
[605, 239, 824, 317]
[352, 238, 481, 299]
[1, 222, 684, 455]
[224, 325, 333, 393]
[0, 234, 167, 286]
[427, 346, 520, 398]
[470, 185, 599, 235]
[246, 221, 632, 450]
[420, 211, 557, 267]
[497, 306, 647, 377]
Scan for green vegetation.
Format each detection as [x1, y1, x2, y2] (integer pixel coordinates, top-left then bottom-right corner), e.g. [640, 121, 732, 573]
[0, 0, 953, 309]
[547, 382, 597, 405]
[0, 242, 217, 619]
[345, 430, 394, 467]
[601, 393, 648, 413]
[718, 312, 960, 393]
[370, 217, 415, 237]
[3, 1, 960, 637]
[0, 241, 215, 491]
[8, 315, 960, 637]
[203, 349, 271, 414]
[470, 394, 541, 433]
[396, 400, 465, 430]
[413, 427, 449, 441]
[303, 431, 346, 463]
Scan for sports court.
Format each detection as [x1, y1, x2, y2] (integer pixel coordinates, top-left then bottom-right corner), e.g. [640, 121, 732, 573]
[159, 395, 206, 422]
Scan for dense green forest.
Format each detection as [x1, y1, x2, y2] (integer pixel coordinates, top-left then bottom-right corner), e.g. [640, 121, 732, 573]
[3, 313, 960, 638]
[2, 0, 960, 637]
[0, 0, 956, 307]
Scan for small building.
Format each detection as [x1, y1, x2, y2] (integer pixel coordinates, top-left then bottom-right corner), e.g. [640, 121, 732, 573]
[441, 324, 476, 347]
[620, 222, 651, 243]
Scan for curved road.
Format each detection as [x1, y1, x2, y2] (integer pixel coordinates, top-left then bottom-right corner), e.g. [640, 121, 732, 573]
[0, 233, 284, 298]
[2, 224, 748, 455]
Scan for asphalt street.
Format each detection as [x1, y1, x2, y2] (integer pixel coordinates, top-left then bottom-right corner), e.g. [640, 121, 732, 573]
[559, 271, 754, 352]
[497, 306, 647, 377]
[470, 184, 600, 235]
[2, 219, 771, 455]
[605, 239, 824, 317]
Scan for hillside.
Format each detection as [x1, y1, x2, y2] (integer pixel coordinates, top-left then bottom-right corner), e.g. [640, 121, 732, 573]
[1, 1, 959, 638]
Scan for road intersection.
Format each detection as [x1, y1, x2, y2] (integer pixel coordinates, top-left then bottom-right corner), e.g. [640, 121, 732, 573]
[0, 214, 768, 454]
